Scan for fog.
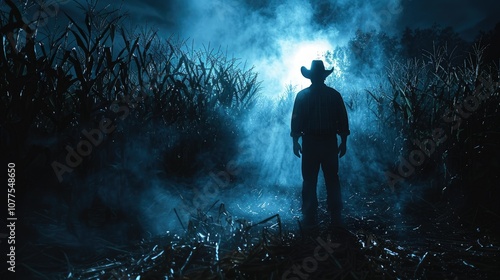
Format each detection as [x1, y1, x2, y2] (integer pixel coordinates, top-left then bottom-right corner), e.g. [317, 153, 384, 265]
[116, 0, 408, 235]
[20, 0, 497, 241]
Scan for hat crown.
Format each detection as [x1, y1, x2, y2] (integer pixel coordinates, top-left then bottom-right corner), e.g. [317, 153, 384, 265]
[310, 60, 326, 72]
[300, 60, 333, 80]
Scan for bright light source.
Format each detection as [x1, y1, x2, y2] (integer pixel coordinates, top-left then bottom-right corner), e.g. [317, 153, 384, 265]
[254, 38, 341, 100]
[279, 39, 335, 90]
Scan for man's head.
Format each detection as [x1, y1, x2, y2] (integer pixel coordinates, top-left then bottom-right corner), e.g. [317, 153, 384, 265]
[301, 60, 333, 84]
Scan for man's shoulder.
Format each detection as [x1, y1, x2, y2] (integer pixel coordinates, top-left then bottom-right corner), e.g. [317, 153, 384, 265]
[296, 85, 341, 98]
[297, 87, 311, 94]
[325, 85, 341, 95]
[325, 87, 344, 102]
[296, 87, 311, 99]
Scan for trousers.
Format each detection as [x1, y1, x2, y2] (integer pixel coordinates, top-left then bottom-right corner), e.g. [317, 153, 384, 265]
[301, 135, 342, 220]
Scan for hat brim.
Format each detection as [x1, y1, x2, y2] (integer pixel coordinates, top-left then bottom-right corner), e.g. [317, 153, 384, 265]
[301, 66, 334, 80]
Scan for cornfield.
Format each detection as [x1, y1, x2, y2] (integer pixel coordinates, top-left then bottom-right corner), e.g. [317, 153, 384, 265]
[365, 43, 499, 172]
[1, 0, 260, 177]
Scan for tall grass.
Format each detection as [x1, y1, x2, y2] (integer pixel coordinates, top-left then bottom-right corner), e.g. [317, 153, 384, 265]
[1, 0, 260, 176]
[367, 41, 500, 225]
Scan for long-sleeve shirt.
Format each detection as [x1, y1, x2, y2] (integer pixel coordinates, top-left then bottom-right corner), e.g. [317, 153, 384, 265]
[291, 83, 350, 139]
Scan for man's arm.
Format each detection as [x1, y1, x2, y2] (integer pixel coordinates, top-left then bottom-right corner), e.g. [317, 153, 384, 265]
[292, 136, 302, 158]
[337, 94, 350, 158]
[338, 132, 348, 158]
[291, 92, 304, 158]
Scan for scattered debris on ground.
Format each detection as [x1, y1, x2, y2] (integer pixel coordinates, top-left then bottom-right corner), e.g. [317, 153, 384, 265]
[20, 201, 500, 279]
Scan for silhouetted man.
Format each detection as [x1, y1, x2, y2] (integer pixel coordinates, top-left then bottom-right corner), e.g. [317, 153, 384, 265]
[291, 60, 349, 227]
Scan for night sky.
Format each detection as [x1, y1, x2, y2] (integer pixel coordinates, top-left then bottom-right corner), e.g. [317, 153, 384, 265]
[106, 0, 500, 39]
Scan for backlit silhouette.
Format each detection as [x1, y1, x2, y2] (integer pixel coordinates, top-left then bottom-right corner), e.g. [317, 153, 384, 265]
[291, 60, 350, 227]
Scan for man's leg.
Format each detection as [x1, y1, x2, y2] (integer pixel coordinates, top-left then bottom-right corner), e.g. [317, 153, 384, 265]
[322, 143, 343, 226]
[301, 138, 320, 225]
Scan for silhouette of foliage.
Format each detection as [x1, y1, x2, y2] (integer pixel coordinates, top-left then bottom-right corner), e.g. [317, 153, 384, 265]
[474, 22, 500, 62]
[0, 0, 260, 178]
[400, 25, 469, 62]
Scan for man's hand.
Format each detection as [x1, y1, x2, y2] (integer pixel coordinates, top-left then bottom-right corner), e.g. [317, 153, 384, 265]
[338, 142, 347, 158]
[293, 141, 302, 158]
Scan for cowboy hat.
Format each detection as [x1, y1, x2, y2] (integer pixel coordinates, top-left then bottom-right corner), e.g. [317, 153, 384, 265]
[301, 60, 333, 80]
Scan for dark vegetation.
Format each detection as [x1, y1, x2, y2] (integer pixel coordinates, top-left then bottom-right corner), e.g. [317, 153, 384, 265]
[336, 24, 500, 230]
[1, 0, 499, 279]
